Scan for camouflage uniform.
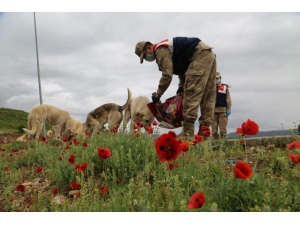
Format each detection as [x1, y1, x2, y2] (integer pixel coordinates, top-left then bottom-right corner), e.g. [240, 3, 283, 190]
[212, 72, 232, 139]
[154, 41, 217, 137]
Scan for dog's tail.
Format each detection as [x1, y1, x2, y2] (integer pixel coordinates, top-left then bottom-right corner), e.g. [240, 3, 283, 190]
[22, 118, 37, 136]
[119, 88, 132, 112]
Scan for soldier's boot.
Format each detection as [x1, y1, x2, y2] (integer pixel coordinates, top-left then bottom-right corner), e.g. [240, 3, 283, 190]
[178, 121, 195, 141]
[213, 132, 219, 139]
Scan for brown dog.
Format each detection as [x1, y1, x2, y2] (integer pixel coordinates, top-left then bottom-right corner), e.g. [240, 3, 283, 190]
[47, 119, 84, 140]
[122, 95, 154, 132]
[83, 88, 132, 136]
[23, 104, 76, 142]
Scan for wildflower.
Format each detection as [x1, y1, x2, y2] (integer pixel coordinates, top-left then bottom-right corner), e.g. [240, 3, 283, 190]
[236, 127, 244, 135]
[72, 138, 79, 146]
[145, 126, 153, 134]
[234, 161, 252, 179]
[52, 188, 58, 195]
[36, 165, 43, 173]
[288, 154, 300, 164]
[193, 134, 203, 143]
[241, 119, 259, 135]
[111, 126, 119, 133]
[68, 155, 76, 164]
[134, 121, 144, 129]
[70, 182, 81, 189]
[179, 141, 190, 152]
[100, 186, 109, 194]
[155, 133, 181, 163]
[167, 163, 179, 170]
[75, 163, 88, 172]
[41, 136, 46, 142]
[4, 167, 9, 173]
[82, 141, 88, 147]
[62, 137, 68, 142]
[152, 120, 158, 126]
[85, 131, 91, 138]
[65, 145, 70, 150]
[117, 178, 123, 184]
[97, 147, 112, 160]
[10, 197, 14, 202]
[57, 157, 62, 161]
[187, 192, 205, 209]
[287, 141, 300, 150]
[16, 184, 25, 192]
[168, 131, 177, 138]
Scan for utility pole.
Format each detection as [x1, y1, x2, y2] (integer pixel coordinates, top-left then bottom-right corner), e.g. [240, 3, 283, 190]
[34, 12, 46, 137]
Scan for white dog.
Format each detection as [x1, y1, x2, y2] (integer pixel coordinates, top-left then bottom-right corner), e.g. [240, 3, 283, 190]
[23, 104, 76, 142]
[122, 96, 154, 132]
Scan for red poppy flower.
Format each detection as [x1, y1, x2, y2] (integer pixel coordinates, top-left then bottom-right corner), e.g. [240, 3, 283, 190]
[287, 141, 300, 150]
[75, 163, 88, 172]
[117, 178, 123, 184]
[36, 165, 43, 173]
[41, 136, 46, 142]
[10, 197, 14, 202]
[201, 125, 210, 131]
[155, 133, 181, 163]
[16, 184, 25, 192]
[134, 121, 144, 128]
[168, 131, 177, 138]
[97, 147, 112, 160]
[234, 161, 252, 179]
[179, 142, 189, 152]
[193, 134, 203, 143]
[241, 119, 259, 135]
[203, 130, 211, 137]
[110, 126, 119, 133]
[152, 120, 158, 126]
[65, 145, 70, 150]
[236, 127, 244, 135]
[167, 162, 179, 170]
[82, 141, 88, 147]
[100, 186, 109, 194]
[73, 138, 79, 146]
[62, 137, 68, 142]
[145, 126, 153, 134]
[68, 155, 76, 164]
[288, 154, 300, 164]
[4, 167, 9, 172]
[70, 182, 81, 189]
[52, 188, 58, 195]
[187, 192, 205, 209]
[85, 131, 91, 138]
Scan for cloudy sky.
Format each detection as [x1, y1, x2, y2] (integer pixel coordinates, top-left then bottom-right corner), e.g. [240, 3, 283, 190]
[1, 3, 300, 135]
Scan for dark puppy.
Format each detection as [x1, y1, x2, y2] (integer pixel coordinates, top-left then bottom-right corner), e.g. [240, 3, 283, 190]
[83, 88, 132, 136]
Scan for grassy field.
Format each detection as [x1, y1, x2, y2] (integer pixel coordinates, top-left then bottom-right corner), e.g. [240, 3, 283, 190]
[1, 124, 300, 212]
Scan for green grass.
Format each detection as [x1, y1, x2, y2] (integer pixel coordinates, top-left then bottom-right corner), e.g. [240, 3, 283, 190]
[0, 107, 51, 133]
[0, 130, 300, 212]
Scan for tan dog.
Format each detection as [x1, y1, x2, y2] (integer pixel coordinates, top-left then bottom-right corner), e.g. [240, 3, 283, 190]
[83, 88, 132, 136]
[122, 95, 154, 132]
[23, 104, 76, 142]
[47, 119, 84, 140]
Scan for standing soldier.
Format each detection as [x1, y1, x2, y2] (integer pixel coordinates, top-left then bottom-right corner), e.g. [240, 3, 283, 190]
[134, 37, 217, 140]
[212, 72, 232, 139]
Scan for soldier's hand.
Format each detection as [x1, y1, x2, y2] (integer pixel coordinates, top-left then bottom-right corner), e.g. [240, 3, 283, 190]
[176, 86, 184, 94]
[226, 111, 231, 116]
[151, 92, 160, 104]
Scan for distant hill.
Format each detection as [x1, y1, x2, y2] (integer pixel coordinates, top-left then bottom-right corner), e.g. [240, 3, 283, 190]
[227, 129, 299, 139]
[0, 107, 51, 134]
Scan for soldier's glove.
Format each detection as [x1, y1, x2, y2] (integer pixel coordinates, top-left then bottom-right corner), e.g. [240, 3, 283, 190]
[176, 86, 184, 94]
[151, 92, 160, 104]
[226, 111, 231, 116]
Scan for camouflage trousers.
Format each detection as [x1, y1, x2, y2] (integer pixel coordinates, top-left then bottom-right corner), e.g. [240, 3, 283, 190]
[212, 112, 228, 139]
[183, 41, 217, 127]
